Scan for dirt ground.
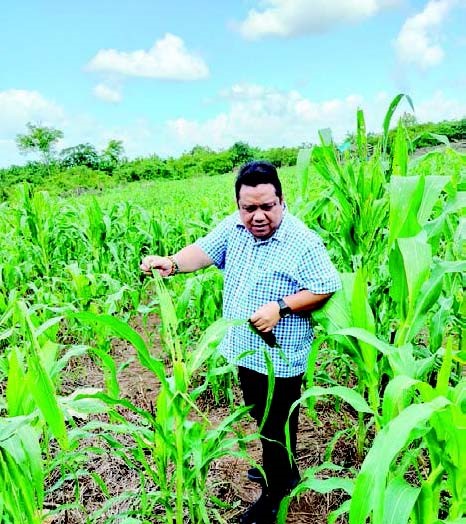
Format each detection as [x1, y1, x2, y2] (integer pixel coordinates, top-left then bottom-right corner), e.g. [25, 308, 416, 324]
[48, 314, 359, 523]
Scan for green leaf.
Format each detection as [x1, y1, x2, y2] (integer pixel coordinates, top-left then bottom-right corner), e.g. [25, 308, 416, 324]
[388, 176, 424, 248]
[397, 233, 432, 313]
[382, 476, 421, 524]
[356, 108, 367, 160]
[381, 375, 420, 426]
[17, 302, 68, 449]
[413, 132, 450, 148]
[73, 312, 168, 386]
[404, 260, 466, 345]
[334, 327, 392, 355]
[382, 94, 414, 154]
[349, 397, 449, 524]
[188, 318, 243, 374]
[291, 385, 373, 415]
[296, 147, 313, 198]
[351, 268, 377, 372]
[319, 128, 333, 146]
[392, 123, 409, 177]
[417, 175, 450, 226]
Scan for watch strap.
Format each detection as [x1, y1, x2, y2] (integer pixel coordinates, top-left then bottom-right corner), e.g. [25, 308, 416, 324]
[277, 298, 292, 318]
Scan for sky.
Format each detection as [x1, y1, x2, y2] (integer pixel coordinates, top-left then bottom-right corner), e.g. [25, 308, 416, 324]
[1, 0, 466, 167]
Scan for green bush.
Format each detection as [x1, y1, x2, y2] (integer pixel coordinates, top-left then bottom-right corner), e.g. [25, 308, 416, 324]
[228, 142, 256, 166]
[200, 150, 234, 175]
[261, 146, 299, 167]
[114, 156, 172, 181]
[60, 143, 100, 170]
[35, 166, 118, 197]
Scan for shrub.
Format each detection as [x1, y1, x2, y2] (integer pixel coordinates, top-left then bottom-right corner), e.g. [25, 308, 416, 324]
[60, 143, 100, 170]
[114, 156, 172, 181]
[262, 146, 299, 167]
[200, 150, 234, 175]
[35, 166, 117, 196]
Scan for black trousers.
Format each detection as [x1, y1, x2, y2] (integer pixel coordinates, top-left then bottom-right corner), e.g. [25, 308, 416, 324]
[238, 366, 303, 499]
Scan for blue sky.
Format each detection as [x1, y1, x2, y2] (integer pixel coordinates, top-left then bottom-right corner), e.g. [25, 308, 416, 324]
[1, 0, 465, 167]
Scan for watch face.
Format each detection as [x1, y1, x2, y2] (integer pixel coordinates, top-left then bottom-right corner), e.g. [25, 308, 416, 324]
[278, 298, 291, 317]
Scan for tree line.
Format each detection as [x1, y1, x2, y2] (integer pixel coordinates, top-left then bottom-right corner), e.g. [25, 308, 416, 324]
[0, 123, 299, 199]
[1, 115, 465, 199]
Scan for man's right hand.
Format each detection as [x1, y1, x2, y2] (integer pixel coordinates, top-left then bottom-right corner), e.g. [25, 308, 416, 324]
[140, 255, 174, 277]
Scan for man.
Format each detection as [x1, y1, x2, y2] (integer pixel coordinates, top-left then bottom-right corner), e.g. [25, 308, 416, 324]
[140, 161, 341, 523]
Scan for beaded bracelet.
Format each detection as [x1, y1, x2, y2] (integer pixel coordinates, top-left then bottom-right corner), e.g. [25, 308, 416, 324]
[167, 255, 179, 276]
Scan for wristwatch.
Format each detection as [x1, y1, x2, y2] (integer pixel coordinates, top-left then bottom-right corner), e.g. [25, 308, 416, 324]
[277, 298, 292, 318]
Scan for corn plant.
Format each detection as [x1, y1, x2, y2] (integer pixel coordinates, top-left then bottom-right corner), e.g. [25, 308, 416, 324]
[0, 298, 112, 523]
[279, 339, 465, 524]
[74, 274, 254, 523]
[0, 415, 44, 524]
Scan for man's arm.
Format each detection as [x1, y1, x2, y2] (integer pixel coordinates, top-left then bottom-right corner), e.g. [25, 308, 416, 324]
[281, 290, 332, 314]
[249, 290, 333, 333]
[140, 244, 213, 277]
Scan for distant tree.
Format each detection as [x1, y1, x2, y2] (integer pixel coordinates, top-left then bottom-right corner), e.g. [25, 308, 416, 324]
[104, 139, 124, 163]
[114, 155, 171, 181]
[401, 112, 418, 128]
[228, 141, 255, 167]
[190, 145, 213, 156]
[60, 143, 100, 170]
[200, 150, 234, 176]
[100, 139, 125, 173]
[262, 146, 299, 167]
[16, 122, 64, 175]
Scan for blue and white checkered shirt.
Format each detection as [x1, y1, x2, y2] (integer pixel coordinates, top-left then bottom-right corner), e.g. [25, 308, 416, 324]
[195, 210, 341, 377]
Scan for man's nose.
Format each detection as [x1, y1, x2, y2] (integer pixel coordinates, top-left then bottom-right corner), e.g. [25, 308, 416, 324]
[252, 209, 267, 222]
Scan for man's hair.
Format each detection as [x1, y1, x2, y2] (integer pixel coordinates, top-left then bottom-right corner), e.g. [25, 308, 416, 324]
[235, 161, 282, 201]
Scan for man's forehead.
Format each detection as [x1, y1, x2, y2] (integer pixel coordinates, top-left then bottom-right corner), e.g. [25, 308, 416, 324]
[238, 183, 281, 202]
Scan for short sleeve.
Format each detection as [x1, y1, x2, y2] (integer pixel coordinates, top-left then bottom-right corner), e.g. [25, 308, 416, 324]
[297, 236, 341, 294]
[195, 215, 234, 269]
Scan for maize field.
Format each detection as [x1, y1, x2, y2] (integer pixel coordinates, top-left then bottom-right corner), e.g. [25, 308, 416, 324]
[0, 95, 465, 523]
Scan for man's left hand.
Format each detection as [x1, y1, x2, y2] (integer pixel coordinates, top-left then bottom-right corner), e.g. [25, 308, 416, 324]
[250, 302, 280, 332]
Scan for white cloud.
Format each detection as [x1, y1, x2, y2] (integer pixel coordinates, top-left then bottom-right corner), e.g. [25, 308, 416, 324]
[414, 90, 466, 121]
[93, 83, 122, 103]
[86, 33, 209, 80]
[0, 89, 65, 138]
[394, 0, 455, 69]
[167, 85, 369, 151]
[2, 86, 465, 169]
[236, 0, 399, 39]
[0, 89, 67, 166]
[165, 85, 466, 154]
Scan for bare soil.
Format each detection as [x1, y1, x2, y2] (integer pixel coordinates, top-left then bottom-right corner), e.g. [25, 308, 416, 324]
[48, 313, 360, 523]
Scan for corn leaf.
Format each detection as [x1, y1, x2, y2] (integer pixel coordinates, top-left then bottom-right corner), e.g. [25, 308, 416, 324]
[188, 317, 243, 374]
[392, 123, 409, 177]
[356, 108, 367, 160]
[382, 476, 421, 524]
[291, 385, 373, 415]
[381, 375, 420, 426]
[74, 312, 168, 386]
[17, 302, 68, 449]
[296, 147, 312, 198]
[349, 397, 449, 524]
[417, 175, 450, 226]
[382, 94, 414, 155]
[388, 176, 424, 248]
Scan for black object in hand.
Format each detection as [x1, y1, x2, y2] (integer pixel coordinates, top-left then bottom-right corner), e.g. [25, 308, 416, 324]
[248, 321, 278, 348]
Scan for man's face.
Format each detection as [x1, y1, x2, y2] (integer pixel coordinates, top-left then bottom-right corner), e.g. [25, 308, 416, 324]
[237, 183, 284, 239]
